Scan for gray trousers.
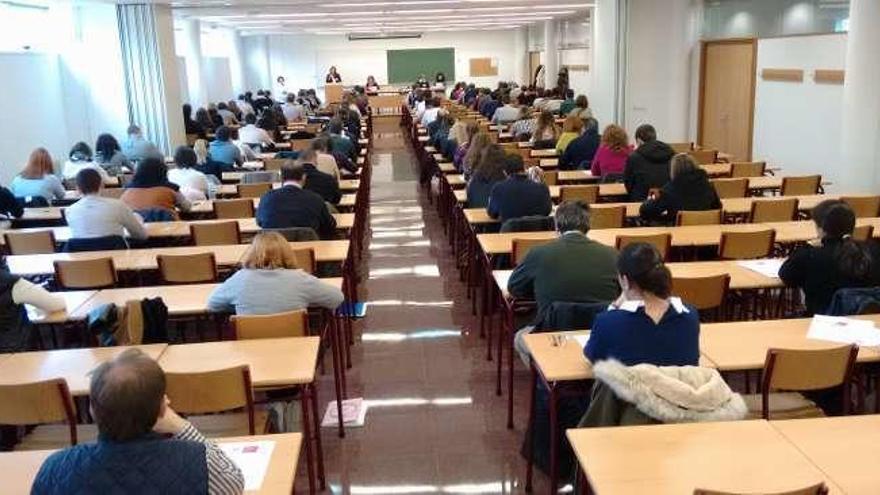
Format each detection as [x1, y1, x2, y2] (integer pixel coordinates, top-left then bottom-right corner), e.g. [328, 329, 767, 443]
[514, 325, 536, 368]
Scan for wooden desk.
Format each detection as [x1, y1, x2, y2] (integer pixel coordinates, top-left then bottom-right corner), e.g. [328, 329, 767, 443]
[0, 344, 167, 395]
[567, 420, 837, 495]
[772, 415, 880, 495]
[26, 290, 97, 324]
[547, 162, 734, 177]
[0, 433, 303, 495]
[523, 330, 592, 382]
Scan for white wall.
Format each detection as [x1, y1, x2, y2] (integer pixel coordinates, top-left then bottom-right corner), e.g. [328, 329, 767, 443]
[204, 57, 234, 104]
[752, 34, 846, 189]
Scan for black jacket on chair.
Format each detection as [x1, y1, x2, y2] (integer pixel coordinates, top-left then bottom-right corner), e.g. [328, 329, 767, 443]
[256, 185, 337, 239]
[624, 140, 675, 201]
[487, 175, 552, 224]
[639, 168, 721, 225]
[303, 164, 342, 205]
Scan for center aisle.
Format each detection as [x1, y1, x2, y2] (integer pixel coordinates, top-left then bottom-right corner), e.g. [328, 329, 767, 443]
[314, 118, 543, 494]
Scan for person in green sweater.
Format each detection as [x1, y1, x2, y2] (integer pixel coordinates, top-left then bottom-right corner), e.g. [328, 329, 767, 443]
[557, 89, 576, 115]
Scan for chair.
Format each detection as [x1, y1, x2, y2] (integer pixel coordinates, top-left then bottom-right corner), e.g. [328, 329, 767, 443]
[711, 178, 748, 199]
[157, 253, 218, 284]
[688, 149, 718, 165]
[694, 483, 829, 495]
[543, 170, 558, 186]
[590, 206, 626, 229]
[841, 195, 880, 218]
[231, 309, 308, 340]
[4, 230, 56, 255]
[852, 224, 873, 242]
[559, 185, 599, 204]
[667, 142, 693, 153]
[615, 233, 673, 261]
[53, 257, 117, 290]
[718, 230, 776, 260]
[750, 198, 799, 223]
[499, 215, 555, 233]
[672, 274, 730, 313]
[190, 221, 241, 246]
[781, 175, 821, 196]
[730, 161, 766, 178]
[99, 188, 125, 199]
[291, 138, 312, 151]
[742, 345, 858, 420]
[676, 209, 722, 226]
[0, 378, 97, 450]
[236, 182, 272, 199]
[164, 366, 267, 437]
[290, 247, 317, 275]
[213, 199, 255, 219]
[512, 238, 553, 266]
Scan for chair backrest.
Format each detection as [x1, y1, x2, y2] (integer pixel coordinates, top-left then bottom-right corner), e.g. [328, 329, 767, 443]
[688, 149, 718, 165]
[781, 175, 821, 196]
[512, 238, 553, 265]
[694, 483, 829, 495]
[852, 224, 874, 242]
[213, 199, 255, 219]
[499, 215, 555, 233]
[590, 206, 626, 229]
[668, 142, 693, 153]
[729, 161, 766, 178]
[560, 185, 599, 205]
[711, 178, 748, 199]
[4, 230, 56, 255]
[750, 198, 799, 223]
[157, 253, 218, 284]
[0, 379, 78, 445]
[190, 221, 241, 246]
[291, 138, 312, 151]
[676, 209, 722, 226]
[231, 309, 308, 340]
[543, 170, 558, 186]
[719, 229, 776, 260]
[53, 257, 117, 289]
[761, 345, 858, 419]
[291, 247, 316, 275]
[841, 195, 880, 218]
[236, 182, 272, 198]
[164, 365, 257, 435]
[615, 233, 672, 260]
[672, 274, 730, 311]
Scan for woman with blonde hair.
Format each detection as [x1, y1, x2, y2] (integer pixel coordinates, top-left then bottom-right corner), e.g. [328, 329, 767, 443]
[530, 110, 559, 148]
[462, 130, 493, 177]
[639, 153, 720, 225]
[556, 115, 584, 154]
[10, 148, 65, 203]
[590, 124, 633, 179]
[207, 231, 344, 315]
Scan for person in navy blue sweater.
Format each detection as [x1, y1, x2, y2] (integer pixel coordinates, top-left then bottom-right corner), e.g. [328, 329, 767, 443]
[585, 242, 700, 366]
[558, 117, 600, 171]
[487, 154, 552, 224]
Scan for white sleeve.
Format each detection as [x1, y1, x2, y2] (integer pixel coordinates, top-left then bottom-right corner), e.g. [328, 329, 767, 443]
[118, 202, 149, 239]
[11, 279, 66, 312]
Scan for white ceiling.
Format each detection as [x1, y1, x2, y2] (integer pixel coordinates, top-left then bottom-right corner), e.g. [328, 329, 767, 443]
[171, 0, 593, 36]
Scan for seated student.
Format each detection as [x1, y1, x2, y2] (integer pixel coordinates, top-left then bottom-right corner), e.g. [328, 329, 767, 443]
[62, 142, 113, 185]
[0, 253, 65, 352]
[32, 348, 244, 494]
[122, 125, 163, 164]
[623, 124, 675, 201]
[568, 94, 593, 121]
[216, 102, 239, 126]
[454, 122, 480, 170]
[65, 169, 147, 249]
[540, 89, 565, 114]
[195, 107, 215, 132]
[530, 110, 560, 149]
[509, 106, 536, 141]
[121, 158, 191, 221]
[585, 242, 700, 366]
[182, 103, 206, 139]
[491, 95, 519, 125]
[487, 154, 552, 224]
[365, 75, 380, 93]
[168, 146, 212, 201]
[559, 117, 600, 171]
[466, 144, 507, 209]
[780, 199, 880, 315]
[420, 97, 441, 127]
[558, 89, 577, 116]
[256, 163, 337, 239]
[192, 139, 232, 181]
[208, 126, 243, 167]
[639, 153, 720, 225]
[591, 124, 633, 180]
[327, 119, 356, 161]
[555, 115, 584, 154]
[10, 148, 66, 204]
[94, 133, 131, 176]
[0, 183, 23, 219]
[238, 113, 275, 148]
[281, 93, 304, 122]
[480, 93, 500, 119]
[310, 137, 342, 180]
[295, 149, 341, 205]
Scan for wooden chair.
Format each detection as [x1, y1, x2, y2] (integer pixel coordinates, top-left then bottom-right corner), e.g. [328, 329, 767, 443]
[231, 309, 308, 340]
[694, 483, 829, 495]
[672, 274, 730, 314]
[53, 257, 117, 290]
[543, 170, 558, 186]
[559, 185, 599, 205]
[711, 178, 748, 199]
[730, 161, 766, 178]
[750, 198, 799, 223]
[667, 142, 693, 153]
[157, 253, 218, 284]
[212, 199, 254, 219]
[99, 188, 125, 199]
[4, 230, 56, 255]
[852, 224, 874, 242]
[719, 229, 776, 260]
[742, 345, 858, 420]
[841, 195, 880, 218]
[615, 233, 673, 260]
[263, 158, 287, 172]
[590, 206, 626, 229]
[236, 182, 272, 199]
[512, 238, 553, 266]
[190, 221, 241, 246]
[0, 378, 97, 450]
[781, 175, 821, 196]
[291, 247, 317, 275]
[688, 149, 718, 165]
[676, 209, 722, 226]
[165, 365, 267, 437]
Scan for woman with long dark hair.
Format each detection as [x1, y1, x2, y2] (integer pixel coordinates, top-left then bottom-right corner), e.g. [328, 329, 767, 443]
[94, 133, 131, 176]
[120, 158, 190, 220]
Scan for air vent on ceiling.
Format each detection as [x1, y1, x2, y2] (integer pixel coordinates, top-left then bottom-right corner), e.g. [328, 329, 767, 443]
[348, 32, 422, 41]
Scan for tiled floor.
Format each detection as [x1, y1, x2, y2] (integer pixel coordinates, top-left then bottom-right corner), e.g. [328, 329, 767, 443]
[306, 119, 550, 494]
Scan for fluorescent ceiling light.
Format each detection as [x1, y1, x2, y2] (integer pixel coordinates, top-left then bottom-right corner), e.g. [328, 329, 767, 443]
[199, 3, 590, 20]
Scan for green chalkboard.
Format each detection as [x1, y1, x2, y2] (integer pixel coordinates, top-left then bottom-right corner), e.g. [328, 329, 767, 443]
[386, 48, 455, 84]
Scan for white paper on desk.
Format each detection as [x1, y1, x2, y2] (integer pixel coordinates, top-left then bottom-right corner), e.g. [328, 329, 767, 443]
[737, 259, 785, 279]
[807, 315, 880, 347]
[569, 335, 589, 348]
[219, 441, 275, 491]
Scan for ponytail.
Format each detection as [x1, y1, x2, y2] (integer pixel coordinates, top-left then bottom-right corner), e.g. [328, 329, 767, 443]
[834, 237, 873, 281]
[617, 243, 672, 298]
[817, 201, 874, 280]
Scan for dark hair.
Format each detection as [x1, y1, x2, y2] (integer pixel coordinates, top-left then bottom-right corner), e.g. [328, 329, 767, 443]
[69, 142, 92, 162]
[554, 201, 590, 234]
[503, 153, 525, 175]
[635, 124, 657, 143]
[76, 168, 103, 194]
[182, 103, 193, 120]
[328, 119, 343, 135]
[215, 126, 231, 141]
[89, 348, 166, 442]
[281, 162, 305, 182]
[244, 113, 257, 125]
[174, 145, 197, 169]
[127, 124, 141, 136]
[217, 102, 228, 110]
[618, 242, 672, 298]
[310, 136, 330, 153]
[95, 134, 121, 161]
[473, 144, 507, 182]
[129, 157, 169, 188]
[813, 200, 873, 280]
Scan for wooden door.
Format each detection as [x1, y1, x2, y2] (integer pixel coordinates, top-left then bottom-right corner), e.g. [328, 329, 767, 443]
[698, 39, 756, 161]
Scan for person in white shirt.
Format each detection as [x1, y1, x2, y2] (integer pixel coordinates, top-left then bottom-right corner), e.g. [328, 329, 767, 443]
[491, 95, 520, 125]
[168, 146, 212, 201]
[238, 114, 275, 148]
[281, 94, 305, 122]
[310, 137, 341, 180]
[414, 93, 427, 121]
[216, 102, 238, 126]
[65, 168, 147, 241]
[62, 142, 114, 185]
[420, 97, 441, 127]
